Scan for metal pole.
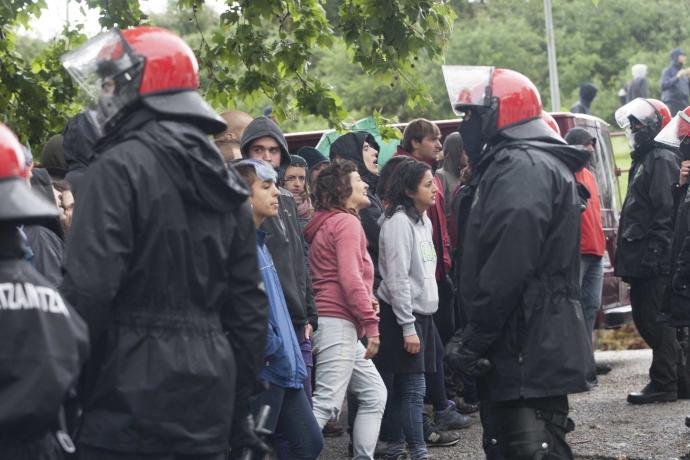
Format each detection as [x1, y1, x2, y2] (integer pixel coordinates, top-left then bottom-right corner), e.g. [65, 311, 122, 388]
[544, 0, 561, 111]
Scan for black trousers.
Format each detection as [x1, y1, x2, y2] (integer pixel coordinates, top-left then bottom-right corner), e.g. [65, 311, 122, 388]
[480, 396, 573, 460]
[630, 276, 679, 392]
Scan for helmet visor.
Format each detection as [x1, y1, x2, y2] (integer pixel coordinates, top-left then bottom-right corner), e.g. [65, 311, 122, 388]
[442, 65, 493, 115]
[655, 110, 690, 148]
[61, 29, 134, 102]
[614, 98, 658, 129]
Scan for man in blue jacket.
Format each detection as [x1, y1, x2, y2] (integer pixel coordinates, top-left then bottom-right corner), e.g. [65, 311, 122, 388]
[661, 48, 690, 116]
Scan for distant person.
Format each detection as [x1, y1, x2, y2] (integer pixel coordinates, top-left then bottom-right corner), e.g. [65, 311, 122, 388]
[571, 83, 598, 115]
[565, 128, 608, 375]
[662, 48, 690, 115]
[627, 64, 649, 102]
[298, 146, 330, 188]
[280, 155, 315, 229]
[40, 133, 68, 180]
[215, 110, 253, 162]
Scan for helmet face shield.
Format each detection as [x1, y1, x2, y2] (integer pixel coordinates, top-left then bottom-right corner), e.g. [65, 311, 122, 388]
[61, 29, 142, 132]
[614, 98, 659, 130]
[655, 110, 690, 149]
[442, 65, 494, 116]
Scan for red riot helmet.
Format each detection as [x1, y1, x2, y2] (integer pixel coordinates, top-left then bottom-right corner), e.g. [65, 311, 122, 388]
[0, 123, 59, 224]
[61, 26, 225, 135]
[655, 107, 690, 157]
[615, 98, 671, 152]
[541, 111, 562, 136]
[442, 66, 550, 145]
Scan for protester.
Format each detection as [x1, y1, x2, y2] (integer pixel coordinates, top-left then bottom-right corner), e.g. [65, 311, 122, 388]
[281, 154, 315, 229]
[436, 132, 467, 251]
[614, 98, 681, 404]
[627, 64, 649, 102]
[233, 159, 323, 459]
[395, 119, 468, 440]
[0, 122, 89, 460]
[376, 159, 445, 460]
[571, 83, 598, 115]
[53, 179, 74, 235]
[565, 128, 609, 375]
[661, 48, 690, 116]
[40, 133, 68, 180]
[241, 116, 318, 402]
[215, 110, 253, 162]
[304, 160, 387, 460]
[61, 110, 100, 196]
[444, 66, 595, 458]
[298, 146, 330, 188]
[60, 26, 269, 458]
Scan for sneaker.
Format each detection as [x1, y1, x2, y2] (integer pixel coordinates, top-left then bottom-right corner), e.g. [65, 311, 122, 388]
[433, 401, 472, 431]
[456, 400, 479, 415]
[423, 414, 461, 447]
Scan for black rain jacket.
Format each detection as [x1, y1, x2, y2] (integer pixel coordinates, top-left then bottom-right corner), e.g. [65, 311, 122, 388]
[61, 108, 268, 455]
[0, 236, 88, 441]
[241, 117, 318, 331]
[615, 144, 680, 279]
[459, 119, 595, 402]
[665, 180, 690, 316]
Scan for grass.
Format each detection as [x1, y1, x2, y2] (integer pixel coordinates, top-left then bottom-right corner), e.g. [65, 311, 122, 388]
[611, 133, 631, 195]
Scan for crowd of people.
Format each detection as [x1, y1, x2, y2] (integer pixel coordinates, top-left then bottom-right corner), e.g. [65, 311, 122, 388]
[5, 24, 690, 460]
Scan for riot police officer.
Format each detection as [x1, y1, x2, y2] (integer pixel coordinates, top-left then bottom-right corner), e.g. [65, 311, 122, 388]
[0, 122, 89, 459]
[60, 27, 269, 458]
[614, 98, 681, 404]
[442, 66, 595, 459]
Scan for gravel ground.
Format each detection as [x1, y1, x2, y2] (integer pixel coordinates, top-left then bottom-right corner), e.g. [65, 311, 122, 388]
[319, 349, 690, 459]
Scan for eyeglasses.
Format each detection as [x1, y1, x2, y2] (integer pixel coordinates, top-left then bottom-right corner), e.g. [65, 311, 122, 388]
[250, 145, 282, 156]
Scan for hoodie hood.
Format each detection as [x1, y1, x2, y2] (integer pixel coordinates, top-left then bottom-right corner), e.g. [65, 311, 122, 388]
[101, 108, 249, 213]
[40, 134, 67, 179]
[481, 118, 589, 174]
[579, 83, 598, 104]
[672, 48, 686, 66]
[329, 131, 380, 189]
[303, 209, 341, 244]
[631, 64, 647, 80]
[240, 117, 290, 168]
[297, 146, 329, 170]
[442, 131, 464, 179]
[62, 110, 100, 171]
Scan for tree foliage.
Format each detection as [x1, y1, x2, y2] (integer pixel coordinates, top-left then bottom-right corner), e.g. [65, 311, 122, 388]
[0, 0, 454, 151]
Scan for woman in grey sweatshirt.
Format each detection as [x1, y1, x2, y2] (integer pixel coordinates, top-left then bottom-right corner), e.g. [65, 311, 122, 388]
[375, 159, 439, 460]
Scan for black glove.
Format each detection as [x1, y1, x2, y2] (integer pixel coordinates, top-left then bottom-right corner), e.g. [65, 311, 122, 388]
[230, 405, 272, 459]
[444, 335, 491, 377]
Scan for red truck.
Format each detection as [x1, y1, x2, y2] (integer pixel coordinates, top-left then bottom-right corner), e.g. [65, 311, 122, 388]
[284, 112, 632, 328]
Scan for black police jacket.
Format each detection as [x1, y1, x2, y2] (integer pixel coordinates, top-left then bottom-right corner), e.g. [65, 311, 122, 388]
[61, 109, 268, 454]
[0, 252, 88, 439]
[615, 144, 680, 279]
[666, 182, 690, 315]
[459, 120, 595, 402]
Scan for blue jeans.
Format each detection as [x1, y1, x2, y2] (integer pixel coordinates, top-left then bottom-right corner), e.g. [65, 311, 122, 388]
[251, 384, 323, 460]
[381, 372, 427, 460]
[580, 254, 603, 335]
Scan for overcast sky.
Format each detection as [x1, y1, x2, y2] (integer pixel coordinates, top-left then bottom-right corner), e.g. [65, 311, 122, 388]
[25, 0, 222, 40]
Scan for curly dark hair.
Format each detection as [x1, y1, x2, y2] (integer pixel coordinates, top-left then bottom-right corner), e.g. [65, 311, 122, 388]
[384, 159, 431, 222]
[314, 159, 358, 212]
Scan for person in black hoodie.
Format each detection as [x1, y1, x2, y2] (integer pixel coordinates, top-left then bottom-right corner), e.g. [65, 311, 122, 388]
[61, 109, 101, 197]
[443, 66, 594, 459]
[0, 122, 89, 460]
[615, 98, 682, 405]
[570, 83, 598, 115]
[60, 27, 269, 459]
[661, 48, 690, 116]
[240, 116, 319, 403]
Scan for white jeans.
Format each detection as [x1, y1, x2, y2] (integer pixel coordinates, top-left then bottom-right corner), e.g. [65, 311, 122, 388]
[312, 317, 387, 460]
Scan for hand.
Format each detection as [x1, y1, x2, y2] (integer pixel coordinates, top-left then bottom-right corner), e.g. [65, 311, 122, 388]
[304, 323, 313, 340]
[372, 298, 380, 315]
[230, 408, 272, 458]
[678, 68, 690, 78]
[680, 160, 690, 186]
[364, 335, 380, 359]
[404, 334, 421, 354]
[444, 335, 492, 377]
